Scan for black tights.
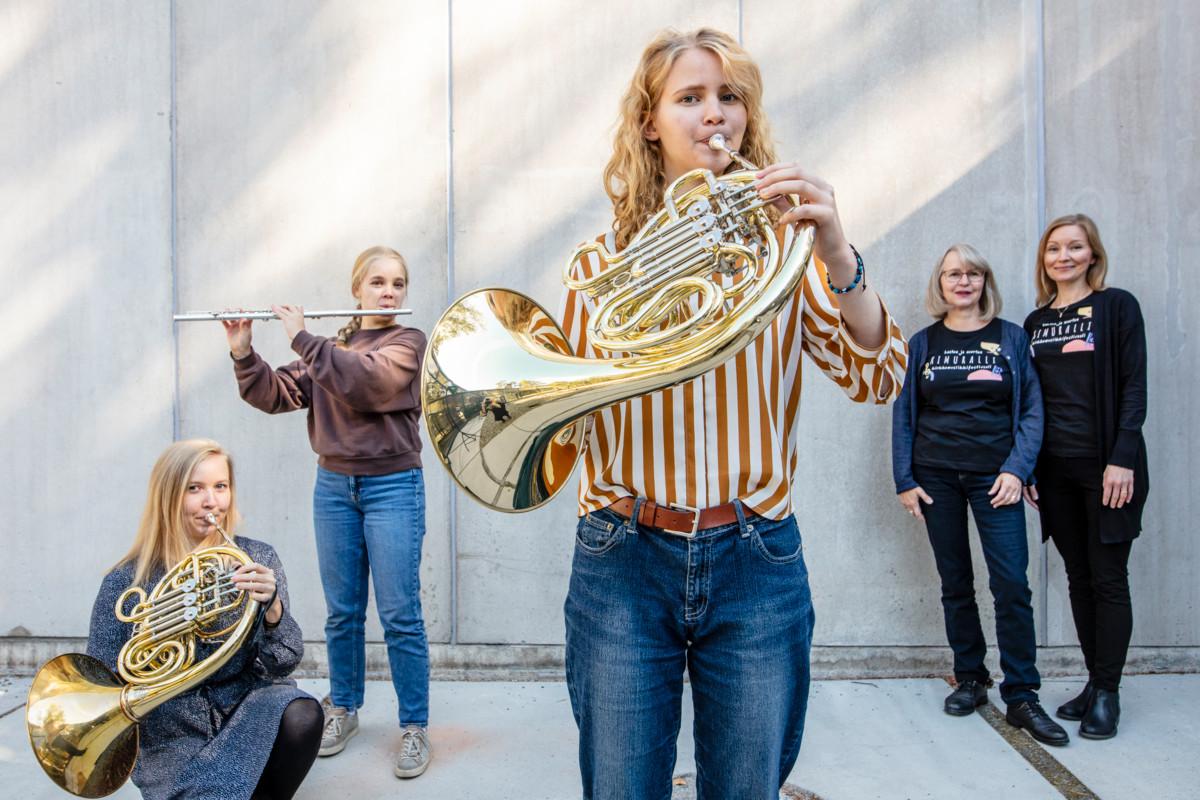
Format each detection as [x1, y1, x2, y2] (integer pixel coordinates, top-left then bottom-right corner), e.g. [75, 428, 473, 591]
[252, 697, 323, 800]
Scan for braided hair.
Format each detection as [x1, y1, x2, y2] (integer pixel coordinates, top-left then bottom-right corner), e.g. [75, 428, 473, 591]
[334, 313, 362, 348]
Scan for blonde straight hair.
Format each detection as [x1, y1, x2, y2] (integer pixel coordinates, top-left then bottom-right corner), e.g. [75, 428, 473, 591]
[334, 246, 409, 347]
[118, 439, 241, 586]
[605, 28, 777, 249]
[924, 243, 1003, 321]
[1035, 213, 1109, 306]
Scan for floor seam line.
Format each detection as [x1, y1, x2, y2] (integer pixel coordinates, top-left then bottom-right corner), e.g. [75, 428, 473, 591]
[949, 676, 1100, 799]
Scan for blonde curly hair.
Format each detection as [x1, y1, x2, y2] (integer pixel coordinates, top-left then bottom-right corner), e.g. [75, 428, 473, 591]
[605, 28, 777, 249]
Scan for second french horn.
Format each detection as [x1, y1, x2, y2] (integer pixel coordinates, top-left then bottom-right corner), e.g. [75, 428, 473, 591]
[421, 135, 814, 512]
[25, 516, 260, 798]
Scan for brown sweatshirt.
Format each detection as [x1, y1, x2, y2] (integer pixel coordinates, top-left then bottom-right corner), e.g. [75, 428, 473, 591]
[233, 326, 426, 476]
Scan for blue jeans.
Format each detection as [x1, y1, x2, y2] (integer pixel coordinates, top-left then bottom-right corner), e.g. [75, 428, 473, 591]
[313, 466, 429, 726]
[564, 500, 814, 800]
[913, 464, 1040, 705]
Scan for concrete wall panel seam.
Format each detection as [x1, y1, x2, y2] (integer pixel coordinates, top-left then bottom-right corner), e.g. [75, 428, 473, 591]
[446, 0, 459, 646]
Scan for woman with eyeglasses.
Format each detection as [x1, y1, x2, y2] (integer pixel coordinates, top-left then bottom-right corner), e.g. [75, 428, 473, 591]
[893, 244, 1068, 746]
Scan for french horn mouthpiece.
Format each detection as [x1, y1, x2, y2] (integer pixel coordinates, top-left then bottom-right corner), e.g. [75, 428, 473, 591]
[707, 134, 756, 170]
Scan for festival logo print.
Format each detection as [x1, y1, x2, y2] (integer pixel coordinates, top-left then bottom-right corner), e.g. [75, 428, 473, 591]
[923, 338, 1007, 383]
[1062, 332, 1095, 353]
[1032, 307, 1094, 356]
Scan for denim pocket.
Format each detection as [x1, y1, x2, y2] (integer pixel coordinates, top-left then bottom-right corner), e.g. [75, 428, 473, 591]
[750, 516, 804, 565]
[574, 509, 626, 556]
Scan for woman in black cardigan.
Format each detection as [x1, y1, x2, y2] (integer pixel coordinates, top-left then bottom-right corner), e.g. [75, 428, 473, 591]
[1023, 213, 1149, 740]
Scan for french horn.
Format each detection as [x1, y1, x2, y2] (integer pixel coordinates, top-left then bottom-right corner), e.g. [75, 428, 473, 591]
[421, 135, 814, 512]
[25, 516, 260, 797]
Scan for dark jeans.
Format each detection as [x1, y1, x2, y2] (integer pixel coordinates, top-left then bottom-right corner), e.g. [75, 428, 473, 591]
[1036, 454, 1133, 692]
[913, 464, 1041, 705]
[564, 500, 814, 800]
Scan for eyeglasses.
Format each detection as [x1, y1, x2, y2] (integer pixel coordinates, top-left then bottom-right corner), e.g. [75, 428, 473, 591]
[941, 270, 985, 284]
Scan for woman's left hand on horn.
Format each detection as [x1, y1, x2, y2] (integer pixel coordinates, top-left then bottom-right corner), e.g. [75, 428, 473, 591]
[754, 163, 855, 280]
[232, 562, 282, 623]
[232, 562, 275, 601]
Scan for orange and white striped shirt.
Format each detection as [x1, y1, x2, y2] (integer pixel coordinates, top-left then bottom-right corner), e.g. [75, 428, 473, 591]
[558, 227, 909, 520]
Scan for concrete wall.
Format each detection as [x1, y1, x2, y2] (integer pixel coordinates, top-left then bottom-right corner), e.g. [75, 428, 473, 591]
[2, 0, 1196, 670]
[1040, 0, 1200, 648]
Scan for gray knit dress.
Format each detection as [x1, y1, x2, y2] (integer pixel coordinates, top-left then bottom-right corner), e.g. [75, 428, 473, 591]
[86, 536, 312, 800]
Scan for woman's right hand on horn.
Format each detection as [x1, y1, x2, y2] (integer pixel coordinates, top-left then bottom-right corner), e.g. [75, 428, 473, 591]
[222, 310, 253, 360]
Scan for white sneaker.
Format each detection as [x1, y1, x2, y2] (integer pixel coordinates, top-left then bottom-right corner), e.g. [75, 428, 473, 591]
[319, 706, 358, 757]
[393, 725, 431, 778]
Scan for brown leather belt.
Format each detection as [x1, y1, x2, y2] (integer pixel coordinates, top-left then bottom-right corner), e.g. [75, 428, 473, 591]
[608, 497, 740, 537]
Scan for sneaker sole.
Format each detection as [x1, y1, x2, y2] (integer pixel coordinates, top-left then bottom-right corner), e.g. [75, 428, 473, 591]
[393, 760, 430, 779]
[318, 725, 358, 757]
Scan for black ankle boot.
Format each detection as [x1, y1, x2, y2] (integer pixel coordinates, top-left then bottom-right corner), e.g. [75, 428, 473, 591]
[1056, 681, 1095, 721]
[1079, 688, 1119, 739]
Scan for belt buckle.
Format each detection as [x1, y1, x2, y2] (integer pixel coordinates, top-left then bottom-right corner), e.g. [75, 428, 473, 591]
[665, 502, 701, 538]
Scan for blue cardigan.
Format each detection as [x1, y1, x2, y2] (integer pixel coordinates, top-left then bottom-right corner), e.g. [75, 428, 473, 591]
[892, 318, 1043, 493]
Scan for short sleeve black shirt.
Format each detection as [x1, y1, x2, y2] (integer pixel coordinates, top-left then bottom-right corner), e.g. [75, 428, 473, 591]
[1027, 297, 1098, 457]
[914, 318, 1014, 473]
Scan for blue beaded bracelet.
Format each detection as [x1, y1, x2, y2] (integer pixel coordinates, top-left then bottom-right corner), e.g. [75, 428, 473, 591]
[826, 244, 865, 294]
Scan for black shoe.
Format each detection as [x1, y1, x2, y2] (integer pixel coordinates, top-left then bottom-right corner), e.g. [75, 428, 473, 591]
[1079, 688, 1120, 740]
[1006, 700, 1070, 746]
[944, 680, 988, 716]
[1056, 681, 1095, 721]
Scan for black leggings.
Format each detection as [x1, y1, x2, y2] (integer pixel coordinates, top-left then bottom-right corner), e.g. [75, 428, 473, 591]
[1037, 455, 1133, 692]
[252, 697, 323, 800]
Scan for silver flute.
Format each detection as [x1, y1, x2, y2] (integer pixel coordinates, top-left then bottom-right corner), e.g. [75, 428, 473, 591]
[173, 308, 413, 322]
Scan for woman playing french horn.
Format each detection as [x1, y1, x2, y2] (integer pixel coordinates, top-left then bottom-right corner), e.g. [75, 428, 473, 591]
[559, 28, 908, 799]
[85, 439, 321, 800]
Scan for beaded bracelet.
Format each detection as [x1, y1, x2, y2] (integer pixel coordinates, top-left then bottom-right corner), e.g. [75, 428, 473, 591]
[826, 244, 865, 295]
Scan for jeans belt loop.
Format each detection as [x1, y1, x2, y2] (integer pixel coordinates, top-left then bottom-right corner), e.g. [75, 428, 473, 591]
[629, 497, 644, 536]
[733, 498, 750, 538]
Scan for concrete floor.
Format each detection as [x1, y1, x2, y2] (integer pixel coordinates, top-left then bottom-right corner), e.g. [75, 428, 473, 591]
[2, 674, 1197, 799]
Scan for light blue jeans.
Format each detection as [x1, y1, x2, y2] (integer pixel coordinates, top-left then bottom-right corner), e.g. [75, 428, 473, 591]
[313, 466, 429, 726]
[565, 500, 815, 800]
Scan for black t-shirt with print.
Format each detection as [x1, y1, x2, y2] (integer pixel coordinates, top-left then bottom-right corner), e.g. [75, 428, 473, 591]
[1027, 297, 1098, 458]
[914, 318, 1014, 473]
